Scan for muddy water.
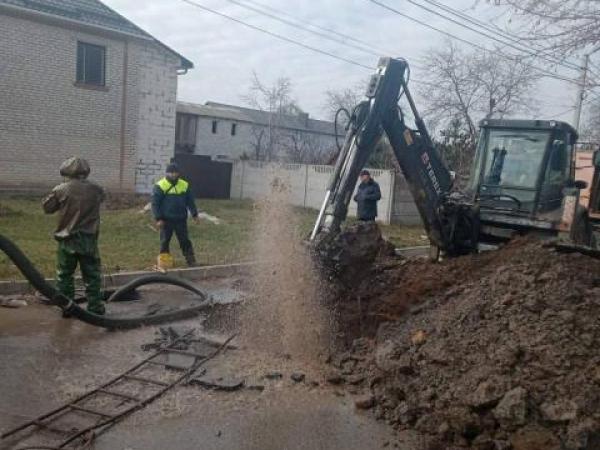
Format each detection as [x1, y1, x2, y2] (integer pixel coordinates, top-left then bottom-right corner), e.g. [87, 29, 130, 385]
[96, 387, 392, 450]
[0, 277, 240, 431]
[0, 276, 395, 450]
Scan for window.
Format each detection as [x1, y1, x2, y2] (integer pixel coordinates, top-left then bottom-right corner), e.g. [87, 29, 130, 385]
[212, 120, 218, 134]
[76, 42, 105, 86]
[481, 130, 550, 189]
[175, 113, 197, 154]
[231, 123, 237, 136]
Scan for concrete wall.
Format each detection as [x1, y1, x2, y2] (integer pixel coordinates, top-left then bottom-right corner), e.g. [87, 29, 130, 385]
[0, 10, 180, 193]
[193, 116, 338, 161]
[391, 174, 422, 226]
[230, 160, 396, 224]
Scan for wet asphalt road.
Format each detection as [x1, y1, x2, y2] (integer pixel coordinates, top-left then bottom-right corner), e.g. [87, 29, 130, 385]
[0, 276, 395, 450]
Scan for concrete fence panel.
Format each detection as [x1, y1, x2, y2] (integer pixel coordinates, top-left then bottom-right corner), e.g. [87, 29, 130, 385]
[230, 160, 397, 224]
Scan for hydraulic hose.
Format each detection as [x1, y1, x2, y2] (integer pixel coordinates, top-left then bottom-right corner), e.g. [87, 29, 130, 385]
[0, 234, 215, 330]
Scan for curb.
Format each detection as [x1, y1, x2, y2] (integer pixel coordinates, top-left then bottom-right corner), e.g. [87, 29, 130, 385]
[395, 246, 430, 257]
[0, 262, 254, 296]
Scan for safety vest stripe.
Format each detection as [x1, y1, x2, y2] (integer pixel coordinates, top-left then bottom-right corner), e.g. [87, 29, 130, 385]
[157, 178, 189, 194]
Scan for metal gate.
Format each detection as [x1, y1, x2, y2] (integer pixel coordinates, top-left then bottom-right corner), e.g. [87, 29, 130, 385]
[173, 154, 232, 199]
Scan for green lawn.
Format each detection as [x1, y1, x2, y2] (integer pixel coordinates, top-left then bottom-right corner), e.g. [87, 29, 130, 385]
[0, 196, 425, 280]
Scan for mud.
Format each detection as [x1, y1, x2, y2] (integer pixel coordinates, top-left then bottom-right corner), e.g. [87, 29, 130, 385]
[0, 272, 399, 450]
[334, 238, 600, 449]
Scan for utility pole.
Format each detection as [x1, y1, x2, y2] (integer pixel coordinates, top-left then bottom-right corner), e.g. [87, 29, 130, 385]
[573, 44, 600, 133]
[573, 53, 589, 133]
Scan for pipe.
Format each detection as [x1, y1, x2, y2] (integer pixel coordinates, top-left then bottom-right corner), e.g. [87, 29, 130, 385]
[0, 234, 214, 330]
[310, 190, 331, 241]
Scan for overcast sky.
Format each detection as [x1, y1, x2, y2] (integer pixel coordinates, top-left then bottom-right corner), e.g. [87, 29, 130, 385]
[103, 0, 584, 124]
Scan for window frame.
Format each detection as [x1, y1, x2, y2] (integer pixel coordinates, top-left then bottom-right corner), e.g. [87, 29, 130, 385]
[212, 120, 218, 134]
[76, 41, 106, 87]
[231, 123, 237, 136]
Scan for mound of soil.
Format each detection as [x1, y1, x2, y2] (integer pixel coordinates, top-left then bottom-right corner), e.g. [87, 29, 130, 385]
[334, 239, 600, 449]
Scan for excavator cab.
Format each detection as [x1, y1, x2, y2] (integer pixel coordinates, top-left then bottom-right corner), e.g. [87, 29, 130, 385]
[468, 119, 584, 245]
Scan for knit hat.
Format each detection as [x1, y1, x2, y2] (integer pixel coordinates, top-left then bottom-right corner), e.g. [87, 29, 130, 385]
[166, 162, 180, 173]
[59, 157, 90, 179]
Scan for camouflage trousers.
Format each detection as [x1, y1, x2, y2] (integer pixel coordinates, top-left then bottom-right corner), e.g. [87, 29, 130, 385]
[56, 233, 104, 315]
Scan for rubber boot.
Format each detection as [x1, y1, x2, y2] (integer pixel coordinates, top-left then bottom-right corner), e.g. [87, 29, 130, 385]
[185, 252, 197, 267]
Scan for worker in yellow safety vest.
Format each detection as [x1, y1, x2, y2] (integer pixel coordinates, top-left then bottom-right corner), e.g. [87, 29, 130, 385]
[151, 163, 200, 266]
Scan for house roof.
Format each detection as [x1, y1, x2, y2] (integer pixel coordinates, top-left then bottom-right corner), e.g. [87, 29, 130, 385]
[177, 101, 341, 136]
[0, 0, 193, 69]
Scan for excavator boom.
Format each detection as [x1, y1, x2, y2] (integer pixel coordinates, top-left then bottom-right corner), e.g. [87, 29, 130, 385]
[311, 57, 478, 255]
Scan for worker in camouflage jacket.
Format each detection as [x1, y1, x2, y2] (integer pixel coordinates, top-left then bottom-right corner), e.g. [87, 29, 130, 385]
[151, 163, 199, 266]
[354, 169, 382, 221]
[42, 157, 106, 315]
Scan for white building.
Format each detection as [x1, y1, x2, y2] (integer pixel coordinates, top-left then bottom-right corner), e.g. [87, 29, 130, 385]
[175, 101, 341, 163]
[0, 0, 192, 193]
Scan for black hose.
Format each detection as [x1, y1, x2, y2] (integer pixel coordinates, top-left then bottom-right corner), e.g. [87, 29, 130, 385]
[106, 274, 207, 302]
[334, 107, 351, 152]
[0, 234, 214, 330]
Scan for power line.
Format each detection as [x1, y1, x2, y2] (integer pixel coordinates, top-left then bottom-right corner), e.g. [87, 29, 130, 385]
[221, 0, 381, 59]
[407, 0, 580, 72]
[179, 0, 373, 70]
[178, 0, 441, 88]
[238, 0, 400, 58]
[418, 0, 583, 72]
[222, 0, 428, 72]
[178, 0, 587, 112]
[552, 105, 577, 117]
[366, 0, 583, 87]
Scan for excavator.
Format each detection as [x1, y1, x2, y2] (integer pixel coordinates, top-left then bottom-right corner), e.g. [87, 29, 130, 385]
[310, 57, 599, 260]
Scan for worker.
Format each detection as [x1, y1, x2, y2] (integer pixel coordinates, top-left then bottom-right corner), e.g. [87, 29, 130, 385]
[42, 157, 106, 315]
[151, 162, 200, 266]
[354, 169, 382, 221]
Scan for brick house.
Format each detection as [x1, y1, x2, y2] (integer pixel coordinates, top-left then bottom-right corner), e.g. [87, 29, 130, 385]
[0, 0, 192, 193]
[175, 101, 341, 163]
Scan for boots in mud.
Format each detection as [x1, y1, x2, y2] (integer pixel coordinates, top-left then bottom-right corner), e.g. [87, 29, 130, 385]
[184, 251, 198, 267]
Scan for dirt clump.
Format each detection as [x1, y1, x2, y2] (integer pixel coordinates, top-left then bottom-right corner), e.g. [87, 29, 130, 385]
[333, 239, 600, 449]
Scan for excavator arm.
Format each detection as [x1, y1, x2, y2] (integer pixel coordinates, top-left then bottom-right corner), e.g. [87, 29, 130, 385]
[310, 57, 478, 256]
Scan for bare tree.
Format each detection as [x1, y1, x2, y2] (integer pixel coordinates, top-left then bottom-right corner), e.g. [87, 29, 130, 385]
[323, 81, 399, 169]
[243, 72, 338, 163]
[420, 41, 539, 141]
[324, 83, 365, 119]
[282, 131, 336, 164]
[580, 98, 600, 143]
[243, 72, 301, 161]
[491, 0, 600, 54]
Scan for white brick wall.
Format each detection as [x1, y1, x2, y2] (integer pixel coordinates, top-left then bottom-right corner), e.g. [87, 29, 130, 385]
[132, 41, 180, 193]
[0, 11, 181, 193]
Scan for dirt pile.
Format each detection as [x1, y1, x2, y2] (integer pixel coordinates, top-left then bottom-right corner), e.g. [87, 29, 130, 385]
[315, 221, 391, 289]
[334, 239, 600, 449]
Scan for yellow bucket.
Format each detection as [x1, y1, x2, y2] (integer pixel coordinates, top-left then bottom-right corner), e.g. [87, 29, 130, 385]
[157, 252, 174, 270]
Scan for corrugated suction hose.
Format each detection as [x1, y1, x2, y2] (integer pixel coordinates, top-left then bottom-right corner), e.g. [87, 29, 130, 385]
[0, 234, 214, 329]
